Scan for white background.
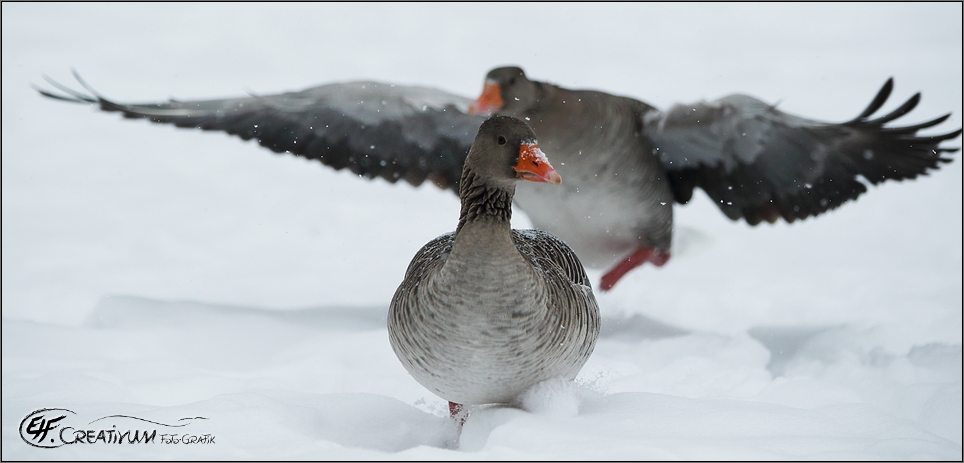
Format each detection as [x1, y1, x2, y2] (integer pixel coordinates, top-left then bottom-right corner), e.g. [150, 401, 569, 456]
[3, 3, 961, 459]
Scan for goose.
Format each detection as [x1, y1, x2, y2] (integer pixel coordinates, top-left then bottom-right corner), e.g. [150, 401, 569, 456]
[388, 115, 599, 421]
[35, 68, 961, 290]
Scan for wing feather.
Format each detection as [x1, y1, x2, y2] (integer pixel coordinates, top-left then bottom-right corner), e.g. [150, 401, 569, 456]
[37, 72, 486, 191]
[647, 79, 961, 224]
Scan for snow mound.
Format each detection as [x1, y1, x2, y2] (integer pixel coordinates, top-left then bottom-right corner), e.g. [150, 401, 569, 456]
[514, 377, 582, 417]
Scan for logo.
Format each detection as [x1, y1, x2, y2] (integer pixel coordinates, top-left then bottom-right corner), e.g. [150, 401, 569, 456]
[19, 408, 213, 449]
[20, 408, 73, 448]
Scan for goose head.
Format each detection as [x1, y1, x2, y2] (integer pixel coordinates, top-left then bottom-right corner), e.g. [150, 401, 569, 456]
[467, 67, 542, 116]
[464, 115, 561, 189]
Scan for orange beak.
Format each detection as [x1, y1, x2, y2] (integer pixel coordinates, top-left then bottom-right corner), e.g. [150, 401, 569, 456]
[514, 142, 561, 184]
[467, 81, 503, 115]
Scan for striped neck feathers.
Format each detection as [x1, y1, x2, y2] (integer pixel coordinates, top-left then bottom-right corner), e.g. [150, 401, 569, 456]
[456, 168, 514, 235]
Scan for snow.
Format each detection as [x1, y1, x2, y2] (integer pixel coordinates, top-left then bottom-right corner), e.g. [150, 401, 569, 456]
[521, 143, 551, 167]
[2, 3, 961, 460]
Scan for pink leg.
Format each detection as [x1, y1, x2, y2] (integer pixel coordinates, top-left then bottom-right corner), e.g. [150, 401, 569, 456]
[600, 247, 670, 291]
[449, 401, 467, 425]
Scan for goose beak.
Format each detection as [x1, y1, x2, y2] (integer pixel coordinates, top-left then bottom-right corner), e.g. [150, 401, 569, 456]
[467, 80, 503, 115]
[515, 142, 561, 185]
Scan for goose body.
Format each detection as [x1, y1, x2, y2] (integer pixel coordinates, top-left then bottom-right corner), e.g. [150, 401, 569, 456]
[499, 86, 674, 271]
[388, 116, 599, 408]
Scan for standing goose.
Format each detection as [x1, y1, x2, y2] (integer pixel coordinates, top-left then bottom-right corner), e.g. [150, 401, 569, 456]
[388, 115, 599, 420]
[36, 68, 961, 290]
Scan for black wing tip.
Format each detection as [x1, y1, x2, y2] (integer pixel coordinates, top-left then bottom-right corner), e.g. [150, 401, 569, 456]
[847, 78, 962, 153]
[69, 68, 102, 98]
[853, 77, 895, 120]
[34, 70, 120, 111]
[35, 71, 96, 104]
[864, 92, 921, 126]
[847, 78, 936, 126]
[33, 83, 83, 103]
[36, 71, 165, 118]
[932, 126, 963, 142]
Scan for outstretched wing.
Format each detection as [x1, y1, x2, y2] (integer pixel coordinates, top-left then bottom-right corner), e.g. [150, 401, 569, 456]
[646, 78, 962, 225]
[36, 72, 487, 192]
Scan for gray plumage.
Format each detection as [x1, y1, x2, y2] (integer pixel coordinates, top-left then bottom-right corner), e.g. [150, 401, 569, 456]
[388, 116, 599, 405]
[485, 68, 676, 268]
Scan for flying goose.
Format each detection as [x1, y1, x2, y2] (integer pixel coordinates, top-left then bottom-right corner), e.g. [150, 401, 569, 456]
[36, 67, 961, 289]
[388, 115, 599, 421]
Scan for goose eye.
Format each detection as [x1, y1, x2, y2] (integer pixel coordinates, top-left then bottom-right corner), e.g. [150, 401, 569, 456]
[508, 78, 516, 85]
[498, 136, 506, 145]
